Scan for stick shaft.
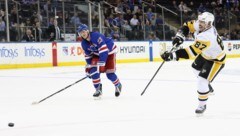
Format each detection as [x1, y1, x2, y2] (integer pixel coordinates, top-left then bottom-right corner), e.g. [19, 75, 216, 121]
[141, 61, 165, 95]
[37, 76, 88, 104]
[141, 44, 177, 96]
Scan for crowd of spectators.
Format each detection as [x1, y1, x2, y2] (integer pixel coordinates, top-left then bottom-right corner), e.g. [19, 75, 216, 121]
[0, 0, 86, 42]
[167, 0, 240, 40]
[0, 0, 239, 42]
[103, 0, 240, 41]
[103, 0, 173, 41]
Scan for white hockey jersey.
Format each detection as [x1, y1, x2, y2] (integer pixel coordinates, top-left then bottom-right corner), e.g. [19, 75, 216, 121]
[183, 21, 226, 63]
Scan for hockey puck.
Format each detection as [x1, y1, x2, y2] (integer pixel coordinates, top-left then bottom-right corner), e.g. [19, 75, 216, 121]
[8, 123, 14, 127]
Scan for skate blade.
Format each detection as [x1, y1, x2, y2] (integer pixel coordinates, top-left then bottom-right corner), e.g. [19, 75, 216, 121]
[94, 96, 102, 100]
[196, 113, 204, 117]
[209, 92, 215, 96]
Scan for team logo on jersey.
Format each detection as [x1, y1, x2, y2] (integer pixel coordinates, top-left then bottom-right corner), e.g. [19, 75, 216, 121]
[89, 45, 98, 52]
[228, 43, 232, 51]
[62, 46, 68, 55]
[202, 69, 206, 73]
[98, 37, 103, 44]
[193, 61, 197, 66]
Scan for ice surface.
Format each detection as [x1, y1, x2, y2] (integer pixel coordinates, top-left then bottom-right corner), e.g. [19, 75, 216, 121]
[0, 58, 240, 136]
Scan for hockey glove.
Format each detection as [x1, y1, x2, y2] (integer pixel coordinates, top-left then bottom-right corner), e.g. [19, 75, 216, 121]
[172, 33, 185, 47]
[161, 51, 179, 61]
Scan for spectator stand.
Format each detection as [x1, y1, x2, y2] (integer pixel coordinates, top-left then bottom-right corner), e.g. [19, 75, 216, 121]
[1, 0, 240, 42]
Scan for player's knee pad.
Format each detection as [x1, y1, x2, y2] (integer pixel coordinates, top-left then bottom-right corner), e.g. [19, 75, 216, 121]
[192, 68, 200, 77]
[197, 76, 209, 93]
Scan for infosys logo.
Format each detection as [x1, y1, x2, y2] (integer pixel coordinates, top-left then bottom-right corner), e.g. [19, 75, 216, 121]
[0, 47, 18, 59]
[24, 46, 45, 58]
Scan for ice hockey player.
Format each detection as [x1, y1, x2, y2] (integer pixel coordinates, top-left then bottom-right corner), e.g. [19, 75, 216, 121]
[78, 24, 122, 99]
[161, 12, 226, 115]
[172, 12, 215, 95]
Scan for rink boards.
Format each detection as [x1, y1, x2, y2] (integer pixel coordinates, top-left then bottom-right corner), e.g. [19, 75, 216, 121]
[0, 41, 240, 69]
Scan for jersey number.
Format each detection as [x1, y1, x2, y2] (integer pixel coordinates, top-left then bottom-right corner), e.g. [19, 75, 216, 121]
[194, 41, 207, 50]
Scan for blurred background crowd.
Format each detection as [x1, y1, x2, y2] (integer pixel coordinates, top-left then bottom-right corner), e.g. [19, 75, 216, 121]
[0, 0, 239, 42]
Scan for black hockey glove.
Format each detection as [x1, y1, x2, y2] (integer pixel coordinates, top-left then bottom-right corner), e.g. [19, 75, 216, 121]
[161, 51, 179, 61]
[172, 36, 183, 47]
[172, 33, 185, 47]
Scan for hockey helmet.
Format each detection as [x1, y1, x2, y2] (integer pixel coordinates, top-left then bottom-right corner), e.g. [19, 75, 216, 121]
[77, 24, 89, 33]
[198, 12, 214, 26]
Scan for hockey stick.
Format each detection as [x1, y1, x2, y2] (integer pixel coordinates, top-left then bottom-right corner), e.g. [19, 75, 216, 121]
[140, 61, 166, 96]
[31, 76, 88, 105]
[141, 44, 177, 96]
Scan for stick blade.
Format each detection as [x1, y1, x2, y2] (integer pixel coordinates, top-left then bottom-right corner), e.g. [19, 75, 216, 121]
[31, 101, 39, 105]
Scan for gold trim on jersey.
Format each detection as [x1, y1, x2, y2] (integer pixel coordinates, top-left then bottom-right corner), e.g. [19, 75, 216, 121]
[207, 62, 223, 81]
[185, 48, 196, 58]
[201, 52, 226, 64]
[216, 51, 226, 61]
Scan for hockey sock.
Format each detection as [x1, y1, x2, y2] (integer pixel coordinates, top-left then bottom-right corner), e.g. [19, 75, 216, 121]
[197, 90, 208, 105]
[90, 67, 101, 89]
[106, 73, 120, 86]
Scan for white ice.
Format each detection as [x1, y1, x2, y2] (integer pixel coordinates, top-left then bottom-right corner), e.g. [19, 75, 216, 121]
[0, 58, 240, 136]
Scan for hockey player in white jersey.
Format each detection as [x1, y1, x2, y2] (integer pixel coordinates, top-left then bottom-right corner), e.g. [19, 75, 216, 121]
[171, 13, 215, 95]
[161, 12, 226, 115]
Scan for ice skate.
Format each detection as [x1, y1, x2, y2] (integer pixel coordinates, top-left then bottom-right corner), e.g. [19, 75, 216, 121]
[93, 84, 102, 100]
[195, 104, 206, 116]
[208, 84, 214, 95]
[115, 83, 122, 97]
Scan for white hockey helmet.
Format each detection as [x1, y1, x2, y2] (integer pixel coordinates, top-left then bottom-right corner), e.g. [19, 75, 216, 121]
[198, 12, 214, 26]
